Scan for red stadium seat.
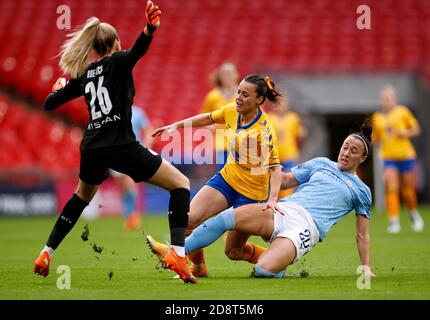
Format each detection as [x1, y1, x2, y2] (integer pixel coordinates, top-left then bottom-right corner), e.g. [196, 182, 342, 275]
[0, 93, 82, 180]
[0, 0, 428, 125]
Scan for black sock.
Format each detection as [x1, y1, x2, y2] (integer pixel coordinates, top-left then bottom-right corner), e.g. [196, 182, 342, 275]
[168, 188, 190, 247]
[46, 194, 88, 249]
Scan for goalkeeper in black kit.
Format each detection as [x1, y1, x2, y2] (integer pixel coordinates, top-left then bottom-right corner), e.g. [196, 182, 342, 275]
[33, 1, 196, 284]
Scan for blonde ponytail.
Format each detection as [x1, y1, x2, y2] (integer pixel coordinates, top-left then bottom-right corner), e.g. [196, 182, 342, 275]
[59, 17, 101, 78]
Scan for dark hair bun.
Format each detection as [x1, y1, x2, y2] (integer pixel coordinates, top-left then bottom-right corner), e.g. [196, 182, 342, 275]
[360, 120, 372, 143]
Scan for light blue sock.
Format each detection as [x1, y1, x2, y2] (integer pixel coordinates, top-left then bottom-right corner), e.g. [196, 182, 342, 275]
[122, 190, 137, 218]
[254, 264, 285, 278]
[185, 208, 236, 254]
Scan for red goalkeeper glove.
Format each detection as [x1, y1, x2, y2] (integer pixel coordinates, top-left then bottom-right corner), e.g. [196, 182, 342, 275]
[145, 1, 161, 31]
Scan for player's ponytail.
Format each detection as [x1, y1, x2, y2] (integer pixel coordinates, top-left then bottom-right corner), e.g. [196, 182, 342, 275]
[244, 74, 283, 105]
[59, 17, 119, 78]
[360, 120, 372, 145]
[59, 17, 100, 78]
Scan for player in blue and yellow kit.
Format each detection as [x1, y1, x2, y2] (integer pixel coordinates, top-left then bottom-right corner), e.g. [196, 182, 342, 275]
[151, 75, 283, 277]
[371, 85, 423, 233]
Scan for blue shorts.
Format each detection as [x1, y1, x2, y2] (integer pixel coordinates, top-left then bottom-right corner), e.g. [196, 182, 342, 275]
[206, 173, 263, 208]
[281, 161, 297, 173]
[383, 159, 416, 173]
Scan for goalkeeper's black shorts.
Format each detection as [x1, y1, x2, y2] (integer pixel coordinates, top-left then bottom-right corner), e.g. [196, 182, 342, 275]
[79, 142, 162, 185]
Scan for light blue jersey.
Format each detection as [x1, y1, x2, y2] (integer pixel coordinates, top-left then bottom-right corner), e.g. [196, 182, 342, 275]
[281, 157, 372, 241]
[131, 106, 149, 143]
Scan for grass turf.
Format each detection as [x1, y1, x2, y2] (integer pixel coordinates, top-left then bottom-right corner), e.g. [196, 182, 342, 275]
[0, 206, 429, 300]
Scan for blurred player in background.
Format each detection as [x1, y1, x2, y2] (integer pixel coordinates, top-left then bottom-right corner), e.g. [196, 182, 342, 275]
[268, 94, 307, 199]
[113, 105, 154, 230]
[200, 62, 239, 171]
[148, 123, 375, 279]
[150, 75, 283, 278]
[33, 1, 196, 283]
[372, 85, 423, 234]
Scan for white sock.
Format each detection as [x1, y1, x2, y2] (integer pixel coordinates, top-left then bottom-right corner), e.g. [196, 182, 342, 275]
[172, 245, 185, 257]
[41, 245, 55, 257]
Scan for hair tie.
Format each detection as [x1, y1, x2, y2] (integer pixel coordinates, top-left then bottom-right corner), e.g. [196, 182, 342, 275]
[264, 76, 273, 90]
[350, 134, 369, 156]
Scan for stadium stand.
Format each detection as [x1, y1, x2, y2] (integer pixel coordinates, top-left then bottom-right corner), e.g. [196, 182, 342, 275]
[0, 93, 81, 183]
[0, 0, 428, 179]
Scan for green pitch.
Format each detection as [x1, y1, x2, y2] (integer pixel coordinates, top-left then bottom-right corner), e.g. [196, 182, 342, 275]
[0, 207, 429, 300]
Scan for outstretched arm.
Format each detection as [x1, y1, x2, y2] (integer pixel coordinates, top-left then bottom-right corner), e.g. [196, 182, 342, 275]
[152, 113, 214, 137]
[356, 214, 376, 277]
[113, 1, 161, 69]
[263, 166, 284, 213]
[44, 77, 81, 111]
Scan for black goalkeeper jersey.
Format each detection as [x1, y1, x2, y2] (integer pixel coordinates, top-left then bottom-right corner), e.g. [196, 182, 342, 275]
[44, 31, 153, 152]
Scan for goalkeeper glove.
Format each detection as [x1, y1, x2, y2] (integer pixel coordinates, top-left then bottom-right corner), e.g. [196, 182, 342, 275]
[145, 1, 161, 32]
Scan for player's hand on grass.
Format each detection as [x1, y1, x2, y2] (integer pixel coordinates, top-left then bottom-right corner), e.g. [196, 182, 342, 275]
[362, 265, 376, 277]
[152, 123, 178, 137]
[262, 199, 284, 215]
[144, 1, 161, 34]
[52, 77, 66, 92]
